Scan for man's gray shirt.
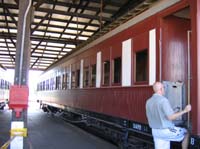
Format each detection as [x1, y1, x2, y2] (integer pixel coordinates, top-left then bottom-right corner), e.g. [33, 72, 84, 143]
[146, 93, 175, 129]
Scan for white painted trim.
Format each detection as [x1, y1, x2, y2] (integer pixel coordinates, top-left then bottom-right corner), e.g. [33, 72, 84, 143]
[10, 121, 24, 149]
[68, 64, 72, 89]
[96, 51, 101, 88]
[122, 39, 132, 86]
[149, 29, 156, 85]
[80, 59, 84, 88]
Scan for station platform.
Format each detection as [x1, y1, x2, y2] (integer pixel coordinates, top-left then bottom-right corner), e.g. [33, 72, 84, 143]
[0, 102, 117, 149]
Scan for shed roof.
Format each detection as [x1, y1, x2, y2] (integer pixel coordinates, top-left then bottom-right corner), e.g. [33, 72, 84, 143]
[0, 0, 158, 70]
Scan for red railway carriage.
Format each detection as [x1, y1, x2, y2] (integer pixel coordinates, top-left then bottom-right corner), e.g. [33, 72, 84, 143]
[37, 0, 200, 148]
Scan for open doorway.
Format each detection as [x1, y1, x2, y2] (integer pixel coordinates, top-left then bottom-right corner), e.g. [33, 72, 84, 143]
[161, 7, 191, 82]
[160, 7, 191, 125]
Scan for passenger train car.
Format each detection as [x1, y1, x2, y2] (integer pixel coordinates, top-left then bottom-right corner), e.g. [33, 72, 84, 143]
[37, 0, 200, 148]
[0, 66, 11, 110]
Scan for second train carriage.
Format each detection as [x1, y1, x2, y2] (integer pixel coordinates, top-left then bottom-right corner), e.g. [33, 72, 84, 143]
[37, 0, 200, 148]
[0, 67, 11, 110]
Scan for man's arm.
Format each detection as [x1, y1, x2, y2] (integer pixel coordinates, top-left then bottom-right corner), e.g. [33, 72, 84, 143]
[167, 104, 191, 121]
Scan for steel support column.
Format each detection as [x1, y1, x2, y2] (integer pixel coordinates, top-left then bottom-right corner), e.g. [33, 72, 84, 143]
[8, 0, 32, 148]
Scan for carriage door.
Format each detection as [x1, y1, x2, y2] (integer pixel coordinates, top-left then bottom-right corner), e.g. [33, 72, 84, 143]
[161, 8, 191, 124]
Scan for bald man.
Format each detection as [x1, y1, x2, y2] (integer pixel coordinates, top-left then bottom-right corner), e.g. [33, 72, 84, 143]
[146, 82, 191, 149]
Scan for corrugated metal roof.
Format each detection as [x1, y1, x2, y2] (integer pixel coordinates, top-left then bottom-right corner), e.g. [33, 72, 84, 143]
[0, 0, 158, 70]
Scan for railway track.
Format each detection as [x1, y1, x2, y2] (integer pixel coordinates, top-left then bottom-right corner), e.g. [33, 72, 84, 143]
[50, 110, 154, 149]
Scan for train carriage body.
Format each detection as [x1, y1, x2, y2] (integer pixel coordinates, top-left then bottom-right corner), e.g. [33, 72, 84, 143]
[37, 0, 200, 148]
[0, 67, 11, 109]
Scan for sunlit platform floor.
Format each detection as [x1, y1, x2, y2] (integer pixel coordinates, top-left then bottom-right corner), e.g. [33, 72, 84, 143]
[0, 101, 117, 149]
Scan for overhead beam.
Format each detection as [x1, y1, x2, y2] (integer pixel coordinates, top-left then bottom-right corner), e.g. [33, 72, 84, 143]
[34, 0, 44, 9]
[1, 1, 16, 63]
[31, 12, 52, 34]
[111, 0, 144, 19]
[36, 7, 112, 22]
[0, 1, 115, 25]
[33, 0, 117, 14]
[0, 32, 85, 44]
[4, 36, 15, 62]
[3, 7, 18, 26]
[0, 53, 59, 60]
[0, 13, 101, 28]
[82, 0, 124, 7]
[0, 1, 117, 14]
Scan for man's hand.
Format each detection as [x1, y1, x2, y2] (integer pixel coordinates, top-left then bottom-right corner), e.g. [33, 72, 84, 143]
[167, 104, 192, 121]
[183, 104, 191, 113]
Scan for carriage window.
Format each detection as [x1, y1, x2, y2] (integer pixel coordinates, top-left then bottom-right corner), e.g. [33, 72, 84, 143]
[6, 81, 10, 89]
[37, 83, 39, 91]
[1, 80, 4, 89]
[8, 82, 11, 89]
[5, 81, 7, 89]
[71, 71, 76, 88]
[42, 81, 45, 90]
[76, 69, 80, 88]
[135, 49, 148, 82]
[83, 67, 89, 88]
[50, 78, 54, 90]
[56, 76, 61, 90]
[40, 82, 42, 90]
[103, 60, 110, 85]
[91, 64, 96, 87]
[62, 73, 67, 90]
[0, 79, 2, 89]
[46, 79, 49, 90]
[66, 73, 70, 89]
[55, 77, 58, 89]
[113, 57, 121, 84]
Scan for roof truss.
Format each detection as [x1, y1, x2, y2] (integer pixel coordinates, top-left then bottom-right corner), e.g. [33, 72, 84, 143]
[0, 0, 158, 70]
